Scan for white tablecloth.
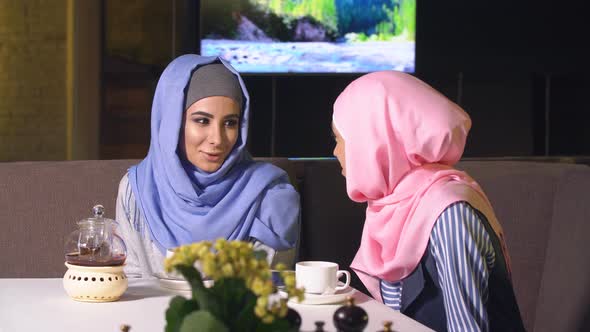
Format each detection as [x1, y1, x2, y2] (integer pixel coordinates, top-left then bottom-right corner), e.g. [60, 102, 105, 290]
[0, 278, 433, 332]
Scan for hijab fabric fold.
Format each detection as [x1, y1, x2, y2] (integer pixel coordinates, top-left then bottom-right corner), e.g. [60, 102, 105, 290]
[128, 55, 300, 253]
[332, 71, 510, 301]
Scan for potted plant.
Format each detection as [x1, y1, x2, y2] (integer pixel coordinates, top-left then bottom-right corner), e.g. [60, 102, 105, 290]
[164, 239, 305, 332]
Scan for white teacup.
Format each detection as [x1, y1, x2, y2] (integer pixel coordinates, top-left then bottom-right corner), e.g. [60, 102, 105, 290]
[295, 261, 351, 295]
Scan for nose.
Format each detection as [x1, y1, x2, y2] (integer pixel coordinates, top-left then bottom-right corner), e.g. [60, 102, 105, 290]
[208, 123, 225, 146]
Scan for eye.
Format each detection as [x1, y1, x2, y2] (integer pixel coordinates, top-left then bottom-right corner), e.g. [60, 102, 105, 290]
[224, 119, 239, 127]
[193, 117, 209, 125]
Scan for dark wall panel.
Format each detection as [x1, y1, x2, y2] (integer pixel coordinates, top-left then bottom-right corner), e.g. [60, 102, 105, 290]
[274, 76, 358, 157]
[460, 72, 534, 156]
[100, 0, 590, 159]
[549, 75, 590, 155]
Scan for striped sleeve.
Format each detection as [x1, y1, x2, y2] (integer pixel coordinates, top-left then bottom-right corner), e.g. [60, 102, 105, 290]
[429, 201, 495, 332]
[381, 279, 403, 311]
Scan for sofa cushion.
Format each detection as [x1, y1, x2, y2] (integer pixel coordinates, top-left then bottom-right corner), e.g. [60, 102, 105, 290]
[0, 160, 137, 277]
[456, 161, 563, 331]
[0, 158, 297, 278]
[2, 157, 589, 332]
[298, 159, 590, 332]
[294, 159, 368, 293]
[531, 165, 590, 332]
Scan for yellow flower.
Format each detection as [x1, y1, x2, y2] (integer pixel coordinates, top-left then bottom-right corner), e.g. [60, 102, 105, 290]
[202, 258, 218, 278]
[261, 314, 275, 324]
[256, 296, 268, 308]
[239, 245, 253, 257]
[221, 263, 234, 277]
[278, 300, 289, 317]
[283, 273, 296, 287]
[213, 238, 227, 251]
[248, 258, 260, 270]
[254, 304, 267, 317]
[262, 279, 274, 295]
[166, 239, 306, 325]
[217, 251, 228, 264]
[250, 277, 266, 295]
[195, 242, 211, 258]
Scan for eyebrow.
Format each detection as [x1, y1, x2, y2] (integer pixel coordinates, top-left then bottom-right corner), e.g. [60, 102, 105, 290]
[190, 111, 213, 118]
[190, 111, 240, 120]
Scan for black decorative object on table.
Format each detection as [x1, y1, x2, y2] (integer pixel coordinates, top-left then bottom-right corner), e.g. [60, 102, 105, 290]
[314, 321, 326, 331]
[333, 296, 369, 332]
[286, 307, 302, 331]
[378, 321, 393, 332]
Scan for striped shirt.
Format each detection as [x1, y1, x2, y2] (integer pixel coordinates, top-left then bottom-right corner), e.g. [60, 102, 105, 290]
[380, 201, 495, 332]
[115, 173, 296, 278]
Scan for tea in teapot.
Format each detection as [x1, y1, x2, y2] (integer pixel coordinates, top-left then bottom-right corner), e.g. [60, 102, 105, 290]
[62, 205, 128, 302]
[64, 205, 126, 266]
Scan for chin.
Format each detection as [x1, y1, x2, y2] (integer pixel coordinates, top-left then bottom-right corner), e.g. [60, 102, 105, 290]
[197, 162, 223, 173]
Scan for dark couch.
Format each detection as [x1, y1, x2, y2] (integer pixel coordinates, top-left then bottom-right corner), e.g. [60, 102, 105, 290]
[1, 158, 589, 332]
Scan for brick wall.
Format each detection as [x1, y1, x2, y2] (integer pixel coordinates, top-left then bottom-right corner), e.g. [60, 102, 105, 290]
[106, 0, 172, 67]
[0, 0, 68, 161]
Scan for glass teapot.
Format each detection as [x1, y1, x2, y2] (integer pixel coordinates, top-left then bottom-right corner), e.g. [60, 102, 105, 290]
[64, 205, 126, 266]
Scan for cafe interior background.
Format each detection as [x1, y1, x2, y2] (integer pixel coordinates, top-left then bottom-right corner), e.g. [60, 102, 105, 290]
[0, 0, 589, 163]
[1, 1, 590, 331]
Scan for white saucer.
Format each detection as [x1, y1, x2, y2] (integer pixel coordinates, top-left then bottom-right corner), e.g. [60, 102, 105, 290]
[153, 273, 213, 291]
[282, 287, 355, 305]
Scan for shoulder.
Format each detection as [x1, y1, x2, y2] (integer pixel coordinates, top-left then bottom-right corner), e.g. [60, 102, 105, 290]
[430, 201, 495, 258]
[118, 172, 130, 188]
[434, 201, 488, 231]
[116, 172, 137, 208]
[117, 172, 132, 196]
[248, 160, 296, 189]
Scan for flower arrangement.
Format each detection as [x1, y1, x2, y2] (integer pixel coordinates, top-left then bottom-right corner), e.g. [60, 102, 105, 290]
[164, 239, 305, 332]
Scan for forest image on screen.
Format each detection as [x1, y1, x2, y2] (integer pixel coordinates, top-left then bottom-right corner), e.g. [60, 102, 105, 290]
[201, 0, 416, 73]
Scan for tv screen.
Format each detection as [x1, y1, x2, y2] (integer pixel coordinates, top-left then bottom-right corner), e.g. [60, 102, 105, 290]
[200, 0, 416, 74]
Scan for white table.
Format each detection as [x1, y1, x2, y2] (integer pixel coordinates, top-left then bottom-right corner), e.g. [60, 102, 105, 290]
[0, 278, 433, 332]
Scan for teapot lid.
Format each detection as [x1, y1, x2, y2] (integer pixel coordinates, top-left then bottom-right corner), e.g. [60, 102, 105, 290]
[92, 204, 105, 218]
[77, 204, 115, 227]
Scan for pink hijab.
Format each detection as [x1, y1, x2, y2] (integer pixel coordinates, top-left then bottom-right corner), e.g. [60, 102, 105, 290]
[332, 71, 509, 301]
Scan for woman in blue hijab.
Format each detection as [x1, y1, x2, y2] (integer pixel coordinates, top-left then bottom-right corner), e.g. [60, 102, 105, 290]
[115, 55, 301, 277]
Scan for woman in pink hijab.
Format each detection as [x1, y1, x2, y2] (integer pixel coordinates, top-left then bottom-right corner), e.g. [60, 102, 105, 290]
[332, 71, 525, 332]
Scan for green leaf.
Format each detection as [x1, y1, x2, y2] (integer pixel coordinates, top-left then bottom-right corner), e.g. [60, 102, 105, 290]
[216, 279, 259, 331]
[179, 311, 229, 332]
[165, 296, 199, 332]
[175, 265, 222, 316]
[209, 277, 256, 329]
[234, 291, 259, 331]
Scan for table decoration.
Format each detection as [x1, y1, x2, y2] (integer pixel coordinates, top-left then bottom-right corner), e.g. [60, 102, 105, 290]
[333, 296, 369, 331]
[164, 239, 305, 332]
[62, 205, 127, 302]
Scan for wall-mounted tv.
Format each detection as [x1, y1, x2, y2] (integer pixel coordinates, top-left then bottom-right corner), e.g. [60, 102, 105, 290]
[200, 0, 416, 74]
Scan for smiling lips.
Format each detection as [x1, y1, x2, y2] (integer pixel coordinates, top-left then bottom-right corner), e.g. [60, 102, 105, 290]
[202, 151, 223, 162]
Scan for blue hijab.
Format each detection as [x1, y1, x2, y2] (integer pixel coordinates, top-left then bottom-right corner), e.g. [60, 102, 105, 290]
[128, 55, 300, 253]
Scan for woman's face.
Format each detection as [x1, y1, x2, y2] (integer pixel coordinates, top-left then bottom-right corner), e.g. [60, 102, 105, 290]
[332, 123, 346, 177]
[179, 96, 240, 173]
